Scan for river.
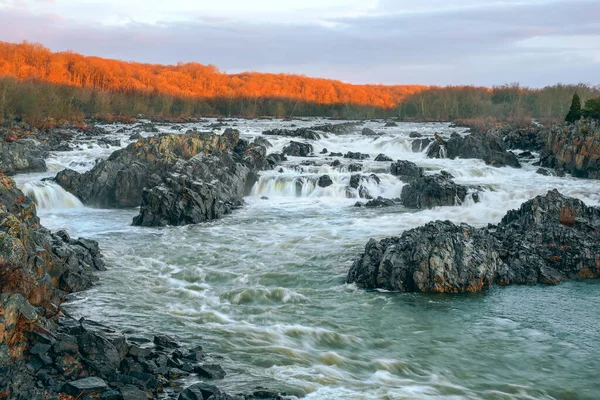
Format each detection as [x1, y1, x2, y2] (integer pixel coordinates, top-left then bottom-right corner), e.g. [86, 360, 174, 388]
[13, 119, 600, 400]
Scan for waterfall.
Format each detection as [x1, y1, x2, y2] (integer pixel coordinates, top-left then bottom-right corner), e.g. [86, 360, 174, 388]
[21, 181, 84, 209]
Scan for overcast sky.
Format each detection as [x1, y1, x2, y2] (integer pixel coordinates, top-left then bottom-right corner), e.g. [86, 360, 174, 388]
[0, 0, 599, 86]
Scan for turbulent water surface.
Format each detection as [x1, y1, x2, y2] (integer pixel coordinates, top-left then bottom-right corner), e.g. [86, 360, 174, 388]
[14, 119, 600, 400]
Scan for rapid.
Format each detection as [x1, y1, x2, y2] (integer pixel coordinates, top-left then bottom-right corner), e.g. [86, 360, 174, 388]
[13, 119, 600, 400]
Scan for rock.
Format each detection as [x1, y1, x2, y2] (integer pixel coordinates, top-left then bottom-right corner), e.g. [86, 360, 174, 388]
[263, 128, 320, 140]
[361, 197, 395, 208]
[390, 160, 424, 181]
[400, 174, 468, 209]
[348, 190, 600, 292]
[120, 384, 148, 400]
[344, 152, 369, 160]
[98, 138, 121, 147]
[536, 168, 551, 176]
[411, 138, 432, 152]
[77, 331, 121, 377]
[540, 120, 600, 179]
[348, 163, 362, 172]
[0, 139, 48, 175]
[409, 132, 422, 138]
[385, 122, 398, 127]
[282, 141, 313, 157]
[320, 148, 328, 154]
[153, 335, 180, 349]
[61, 377, 108, 397]
[329, 152, 343, 157]
[427, 131, 521, 168]
[361, 128, 381, 136]
[194, 364, 226, 380]
[131, 153, 249, 227]
[253, 137, 273, 148]
[517, 151, 534, 159]
[502, 126, 545, 151]
[310, 122, 360, 134]
[129, 132, 143, 140]
[374, 154, 392, 162]
[179, 383, 221, 400]
[317, 175, 333, 188]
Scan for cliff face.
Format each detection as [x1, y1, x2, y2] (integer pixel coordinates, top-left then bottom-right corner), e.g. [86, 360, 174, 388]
[540, 120, 600, 179]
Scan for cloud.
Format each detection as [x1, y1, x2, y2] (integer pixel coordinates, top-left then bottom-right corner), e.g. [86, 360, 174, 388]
[0, 0, 598, 86]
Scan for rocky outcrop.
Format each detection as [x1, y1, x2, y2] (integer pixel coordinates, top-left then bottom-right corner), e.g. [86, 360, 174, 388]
[0, 173, 104, 310]
[501, 126, 545, 151]
[344, 152, 369, 160]
[348, 190, 600, 292]
[56, 130, 244, 208]
[540, 120, 600, 179]
[400, 173, 467, 209]
[311, 122, 360, 134]
[374, 154, 392, 162]
[132, 153, 249, 227]
[427, 132, 521, 168]
[0, 139, 48, 175]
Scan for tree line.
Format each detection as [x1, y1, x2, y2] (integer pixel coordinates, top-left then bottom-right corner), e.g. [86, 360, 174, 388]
[1, 40, 599, 128]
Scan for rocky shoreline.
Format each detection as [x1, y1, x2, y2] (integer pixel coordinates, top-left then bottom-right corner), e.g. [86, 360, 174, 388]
[0, 172, 292, 399]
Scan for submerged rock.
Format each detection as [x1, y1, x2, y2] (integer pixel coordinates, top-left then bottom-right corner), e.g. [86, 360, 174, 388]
[348, 190, 600, 292]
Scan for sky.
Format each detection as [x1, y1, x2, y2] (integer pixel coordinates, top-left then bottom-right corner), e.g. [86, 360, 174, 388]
[0, 0, 599, 86]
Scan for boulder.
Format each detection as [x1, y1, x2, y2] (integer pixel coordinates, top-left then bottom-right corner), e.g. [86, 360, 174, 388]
[263, 128, 320, 140]
[282, 141, 313, 157]
[0, 139, 48, 175]
[400, 174, 467, 209]
[317, 175, 333, 188]
[344, 152, 369, 160]
[61, 377, 108, 397]
[356, 197, 395, 208]
[374, 154, 392, 162]
[390, 160, 424, 181]
[385, 122, 398, 127]
[361, 128, 381, 136]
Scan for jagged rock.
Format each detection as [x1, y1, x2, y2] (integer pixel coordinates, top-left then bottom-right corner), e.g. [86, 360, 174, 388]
[385, 122, 398, 127]
[502, 126, 545, 151]
[540, 120, 600, 179]
[310, 122, 360, 134]
[400, 174, 467, 209]
[536, 168, 551, 176]
[179, 383, 221, 400]
[374, 154, 392, 162]
[361, 128, 381, 136]
[317, 175, 333, 188]
[61, 377, 108, 397]
[98, 137, 121, 147]
[194, 364, 226, 380]
[132, 153, 249, 227]
[348, 190, 600, 292]
[411, 138, 432, 152]
[344, 152, 369, 160]
[254, 137, 273, 148]
[356, 197, 395, 208]
[390, 160, 424, 181]
[427, 131, 521, 168]
[263, 128, 320, 140]
[347, 221, 502, 292]
[409, 132, 422, 138]
[0, 139, 48, 175]
[55, 130, 243, 207]
[348, 163, 362, 172]
[153, 335, 180, 349]
[282, 141, 313, 157]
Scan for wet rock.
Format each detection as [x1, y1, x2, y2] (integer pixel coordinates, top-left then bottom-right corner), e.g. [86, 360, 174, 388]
[409, 132, 422, 138]
[153, 335, 180, 349]
[390, 160, 424, 181]
[56, 131, 244, 207]
[0, 139, 48, 175]
[517, 151, 534, 159]
[320, 148, 328, 154]
[361, 128, 381, 136]
[536, 168, 551, 176]
[179, 383, 221, 400]
[263, 128, 320, 140]
[120, 384, 148, 400]
[310, 122, 360, 134]
[357, 197, 395, 208]
[400, 174, 467, 209]
[194, 364, 226, 380]
[78, 331, 121, 376]
[61, 377, 108, 397]
[317, 175, 333, 188]
[344, 152, 369, 160]
[385, 122, 398, 127]
[98, 138, 121, 147]
[330, 160, 341, 167]
[374, 153, 392, 162]
[349, 190, 600, 292]
[131, 153, 249, 227]
[253, 137, 273, 148]
[266, 153, 287, 169]
[540, 120, 600, 179]
[411, 138, 432, 152]
[427, 131, 521, 168]
[329, 152, 343, 157]
[348, 163, 362, 172]
[282, 141, 313, 157]
[502, 126, 545, 151]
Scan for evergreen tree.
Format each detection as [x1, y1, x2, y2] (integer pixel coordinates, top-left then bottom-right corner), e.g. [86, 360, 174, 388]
[565, 93, 582, 123]
[582, 98, 600, 120]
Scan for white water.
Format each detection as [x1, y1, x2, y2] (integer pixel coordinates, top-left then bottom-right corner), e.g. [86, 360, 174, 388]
[21, 181, 84, 209]
[12, 119, 600, 400]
